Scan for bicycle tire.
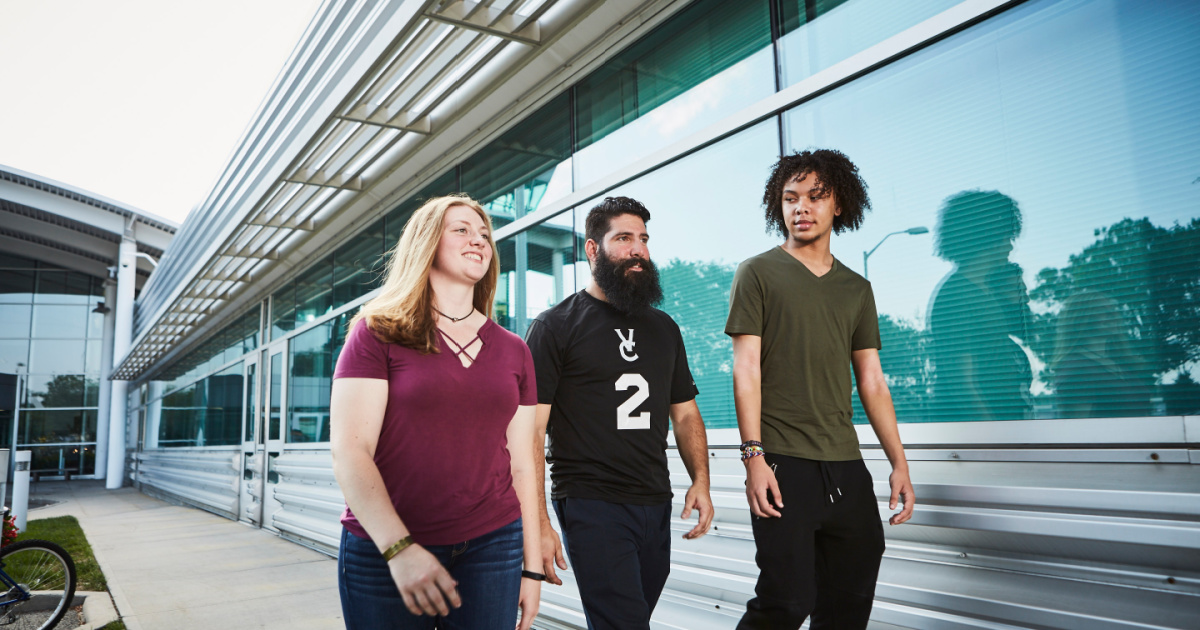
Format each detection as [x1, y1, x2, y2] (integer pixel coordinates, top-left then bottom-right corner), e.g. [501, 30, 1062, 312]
[0, 539, 78, 630]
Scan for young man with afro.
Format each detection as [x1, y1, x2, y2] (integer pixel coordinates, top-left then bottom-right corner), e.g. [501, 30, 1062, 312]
[725, 149, 915, 629]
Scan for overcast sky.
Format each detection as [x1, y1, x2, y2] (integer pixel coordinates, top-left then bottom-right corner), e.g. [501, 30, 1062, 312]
[0, 0, 323, 225]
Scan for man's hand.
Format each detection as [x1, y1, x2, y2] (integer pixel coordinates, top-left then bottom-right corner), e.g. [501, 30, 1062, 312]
[388, 543, 461, 616]
[744, 457, 783, 518]
[680, 482, 713, 539]
[517, 576, 541, 630]
[888, 468, 915, 525]
[538, 520, 567, 585]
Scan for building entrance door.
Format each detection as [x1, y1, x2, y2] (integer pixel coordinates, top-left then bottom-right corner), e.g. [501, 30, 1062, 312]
[238, 355, 261, 526]
[241, 344, 287, 530]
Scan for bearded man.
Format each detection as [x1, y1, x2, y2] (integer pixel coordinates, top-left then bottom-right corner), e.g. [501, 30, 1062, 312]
[524, 196, 713, 630]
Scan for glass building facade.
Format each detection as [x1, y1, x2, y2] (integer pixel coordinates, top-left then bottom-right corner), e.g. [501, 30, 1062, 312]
[130, 0, 1200, 445]
[0, 253, 106, 475]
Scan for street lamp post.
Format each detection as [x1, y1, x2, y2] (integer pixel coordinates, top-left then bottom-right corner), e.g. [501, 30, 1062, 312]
[863, 227, 929, 280]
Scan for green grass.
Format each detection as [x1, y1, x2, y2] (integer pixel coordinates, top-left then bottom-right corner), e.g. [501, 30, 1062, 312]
[17, 515, 107, 591]
[99, 622, 126, 630]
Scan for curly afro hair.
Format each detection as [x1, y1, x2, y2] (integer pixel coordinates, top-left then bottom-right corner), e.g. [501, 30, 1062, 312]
[762, 149, 870, 237]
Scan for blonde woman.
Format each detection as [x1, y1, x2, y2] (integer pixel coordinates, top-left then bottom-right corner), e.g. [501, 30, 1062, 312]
[331, 195, 542, 629]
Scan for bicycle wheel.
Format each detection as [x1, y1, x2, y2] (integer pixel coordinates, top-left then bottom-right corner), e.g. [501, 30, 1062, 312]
[0, 539, 78, 630]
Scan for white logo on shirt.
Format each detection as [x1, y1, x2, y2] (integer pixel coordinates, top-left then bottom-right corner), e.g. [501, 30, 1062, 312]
[615, 329, 638, 362]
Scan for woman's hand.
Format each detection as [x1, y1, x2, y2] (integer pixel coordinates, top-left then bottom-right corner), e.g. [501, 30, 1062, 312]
[517, 577, 541, 630]
[388, 544, 461, 616]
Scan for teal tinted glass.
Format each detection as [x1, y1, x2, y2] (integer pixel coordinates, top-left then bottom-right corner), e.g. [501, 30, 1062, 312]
[27, 442, 94, 475]
[202, 363, 243, 446]
[571, 119, 781, 429]
[288, 322, 333, 443]
[334, 218, 385, 306]
[573, 0, 772, 188]
[160, 381, 203, 447]
[157, 306, 261, 392]
[495, 212, 578, 336]
[462, 93, 572, 220]
[782, 0, 1200, 421]
[386, 170, 458, 248]
[777, 0, 958, 86]
[270, 280, 296, 340]
[294, 255, 334, 328]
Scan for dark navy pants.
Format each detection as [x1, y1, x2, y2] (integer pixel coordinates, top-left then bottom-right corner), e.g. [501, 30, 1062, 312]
[737, 455, 885, 630]
[553, 497, 672, 630]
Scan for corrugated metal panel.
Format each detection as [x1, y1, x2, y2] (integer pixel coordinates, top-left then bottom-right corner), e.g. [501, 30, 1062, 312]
[271, 450, 343, 556]
[131, 424, 1200, 629]
[132, 448, 240, 519]
[533, 445, 1199, 629]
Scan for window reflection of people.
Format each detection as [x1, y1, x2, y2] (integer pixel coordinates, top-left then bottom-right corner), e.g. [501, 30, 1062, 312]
[928, 191, 1033, 422]
[330, 195, 542, 630]
[1052, 290, 1152, 418]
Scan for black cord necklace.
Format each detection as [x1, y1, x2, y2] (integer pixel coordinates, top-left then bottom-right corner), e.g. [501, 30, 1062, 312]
[432, 305, 473, 322]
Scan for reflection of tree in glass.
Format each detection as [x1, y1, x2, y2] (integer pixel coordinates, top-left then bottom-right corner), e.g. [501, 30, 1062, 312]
[35, 375, 86, 408]
[1051, 291, 1152, 418]
[927, 191, 1033, 421]
[850, 315, 932, 424]
[658, 259, 738, 428]
[1032, 217, 1200, 415]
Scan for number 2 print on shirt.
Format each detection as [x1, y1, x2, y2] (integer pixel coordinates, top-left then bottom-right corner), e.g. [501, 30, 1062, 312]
[614, 329, 649, 429]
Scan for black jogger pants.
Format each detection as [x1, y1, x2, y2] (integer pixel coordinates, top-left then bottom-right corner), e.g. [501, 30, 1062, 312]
[737, 454, 886, 630]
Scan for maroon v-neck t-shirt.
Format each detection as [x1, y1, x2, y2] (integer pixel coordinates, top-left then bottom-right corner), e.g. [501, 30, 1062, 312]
[334, 318, 536, 545]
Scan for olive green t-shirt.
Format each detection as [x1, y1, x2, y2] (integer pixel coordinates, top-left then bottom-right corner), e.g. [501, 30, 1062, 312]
[725, 247, 881, 461]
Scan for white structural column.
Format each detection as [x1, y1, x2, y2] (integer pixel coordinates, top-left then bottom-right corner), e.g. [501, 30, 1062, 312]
[106, 232, 137, 488]
[94, 280, 117, 479]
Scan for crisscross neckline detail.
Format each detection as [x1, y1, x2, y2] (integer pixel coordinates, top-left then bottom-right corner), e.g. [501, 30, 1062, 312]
[437, 327, 484, 368]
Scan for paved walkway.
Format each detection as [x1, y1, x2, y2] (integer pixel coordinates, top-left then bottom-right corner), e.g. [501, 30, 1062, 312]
[29, 480, 341, 629]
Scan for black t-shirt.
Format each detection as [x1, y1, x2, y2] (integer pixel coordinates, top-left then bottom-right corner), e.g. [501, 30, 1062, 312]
[525, 290, 698, 505]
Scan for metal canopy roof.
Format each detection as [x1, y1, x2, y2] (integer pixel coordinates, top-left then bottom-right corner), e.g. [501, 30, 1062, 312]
[114, 0, 677, 381]
[0, 165, 178, 283]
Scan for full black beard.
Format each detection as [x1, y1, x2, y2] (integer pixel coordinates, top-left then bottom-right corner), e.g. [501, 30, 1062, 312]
[592, 245, 663, 314]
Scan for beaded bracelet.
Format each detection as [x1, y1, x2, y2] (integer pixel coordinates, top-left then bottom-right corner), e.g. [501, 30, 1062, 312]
[741, 449, 765, 462]
[740, 442, 765, 461]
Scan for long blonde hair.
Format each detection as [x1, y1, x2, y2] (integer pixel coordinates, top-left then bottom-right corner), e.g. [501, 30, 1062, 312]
[351, 194, 499, 353]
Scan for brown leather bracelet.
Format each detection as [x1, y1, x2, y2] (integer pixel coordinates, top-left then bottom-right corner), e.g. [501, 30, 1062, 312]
[382, 535, 415, 562]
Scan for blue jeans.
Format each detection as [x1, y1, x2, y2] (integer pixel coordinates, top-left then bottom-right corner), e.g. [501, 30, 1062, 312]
[338, 519, 523, 630]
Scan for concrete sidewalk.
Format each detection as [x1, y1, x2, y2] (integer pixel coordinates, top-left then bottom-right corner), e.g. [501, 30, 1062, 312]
[29, 480, 341, 629]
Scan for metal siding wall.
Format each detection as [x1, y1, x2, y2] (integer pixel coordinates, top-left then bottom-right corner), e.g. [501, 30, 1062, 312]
[132, 449, 240, 519]
[271, 450, 343, 556]
[132, 423, 1200, 629]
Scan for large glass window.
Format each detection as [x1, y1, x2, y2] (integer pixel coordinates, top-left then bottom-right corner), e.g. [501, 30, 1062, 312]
[781, 0, 1200, 421]
[462, 94, 573, 222]
[156, 363, 243, 447]
[159, 306, 260, 393]
[386, 170, 458, 247]
[495, 212, 579, 336]
[0, 254, 104, 474]
[777, 0, 959, 86]
[287, 322, 334, 443]
[334, 218, 385, 306]
[573, 0, 773, 188]
[567, 120, 782, 429]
